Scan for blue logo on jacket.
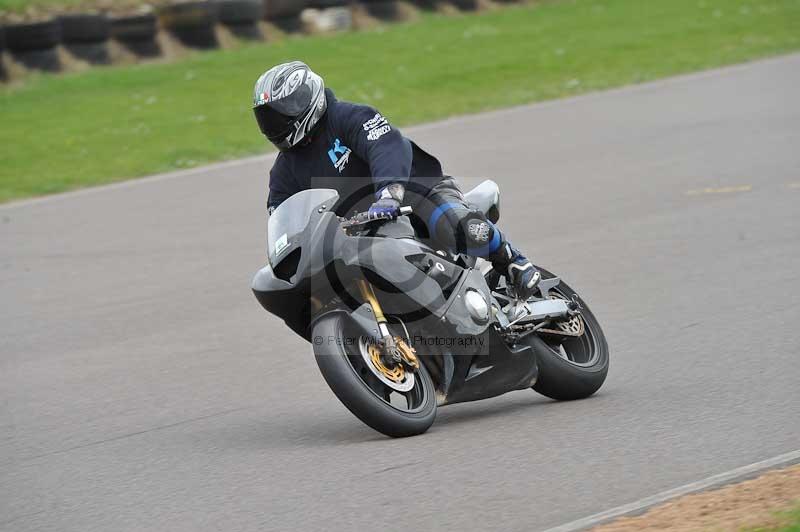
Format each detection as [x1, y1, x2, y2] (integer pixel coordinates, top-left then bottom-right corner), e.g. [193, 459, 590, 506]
[328, 138, 351, 173]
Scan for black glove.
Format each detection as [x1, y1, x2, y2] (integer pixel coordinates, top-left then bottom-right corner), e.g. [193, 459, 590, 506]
[367, 183, 405, 220]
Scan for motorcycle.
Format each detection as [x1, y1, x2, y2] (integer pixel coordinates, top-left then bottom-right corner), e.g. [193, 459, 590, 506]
[252, 180, 609, 437]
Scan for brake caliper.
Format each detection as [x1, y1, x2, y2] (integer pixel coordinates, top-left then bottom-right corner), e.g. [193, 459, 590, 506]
[379, 336, 419, 372]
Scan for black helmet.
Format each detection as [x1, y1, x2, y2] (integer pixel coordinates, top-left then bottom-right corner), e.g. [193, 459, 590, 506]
[252, 61, 327, 151]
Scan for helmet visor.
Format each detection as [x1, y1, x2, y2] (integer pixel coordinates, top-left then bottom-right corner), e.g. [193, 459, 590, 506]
[253, 85, 313, 145]
[254, 104, 295, 145]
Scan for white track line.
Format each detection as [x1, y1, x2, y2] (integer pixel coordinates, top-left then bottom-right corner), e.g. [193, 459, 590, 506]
[541, 449, 800, 532]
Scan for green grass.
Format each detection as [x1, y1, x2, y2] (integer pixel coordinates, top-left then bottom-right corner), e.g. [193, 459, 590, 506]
[745, 502, 800, 531]
[0, 0, 83, 13]
[0, 0, 86, 13]
[776, 505, 800, 532]
[1, 0, 799, 202]
[0, 0, 147, 14]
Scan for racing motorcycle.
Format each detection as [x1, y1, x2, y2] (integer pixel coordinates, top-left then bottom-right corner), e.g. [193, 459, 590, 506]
[252, 180, 609, 437]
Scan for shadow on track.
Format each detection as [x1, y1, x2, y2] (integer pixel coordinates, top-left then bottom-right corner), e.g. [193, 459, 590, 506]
[192, 392, 598, 450]
[434, 393, 556, 428]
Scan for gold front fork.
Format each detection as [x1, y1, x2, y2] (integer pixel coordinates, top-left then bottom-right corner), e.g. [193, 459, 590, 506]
[357, 279, 388, 329]
[356, 279, 419, 370]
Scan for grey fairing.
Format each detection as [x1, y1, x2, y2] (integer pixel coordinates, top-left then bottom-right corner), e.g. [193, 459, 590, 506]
[265, 188, 339, 269]
[439, 267, 493, 337]
[252, 263, 292, 292]
[463, 179, 500, 224]
[253, 189, 542, 406]
[252, 189, 341, 339]
[338, 236, 450, 314]
[254, 189, 462, 334]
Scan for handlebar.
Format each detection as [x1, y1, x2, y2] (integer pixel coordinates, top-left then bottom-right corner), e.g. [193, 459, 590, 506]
[341, 206, 413, 230]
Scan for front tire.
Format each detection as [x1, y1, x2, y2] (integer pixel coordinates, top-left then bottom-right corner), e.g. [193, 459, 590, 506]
[525, 271, 609, 401]
[312, 313, 437, 437]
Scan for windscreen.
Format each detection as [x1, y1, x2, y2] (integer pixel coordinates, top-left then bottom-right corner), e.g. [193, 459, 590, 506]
[267, 189, 338, 266]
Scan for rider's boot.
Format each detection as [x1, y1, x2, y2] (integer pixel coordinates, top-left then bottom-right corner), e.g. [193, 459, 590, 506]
[489, 241, 541, 300]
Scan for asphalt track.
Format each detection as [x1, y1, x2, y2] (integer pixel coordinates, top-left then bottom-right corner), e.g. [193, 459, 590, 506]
[2, 54, 799, 532]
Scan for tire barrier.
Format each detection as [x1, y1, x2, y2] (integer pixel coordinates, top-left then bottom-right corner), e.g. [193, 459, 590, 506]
[307, 0, 349, 7]
[218, 0, 264, 40]
[4, 20, 62, 72]
[262, 0, 307, 32]
[263, 0, 308, 19]
[59, 14, 111, 64]
[4, 19, 61, 51]
[267, 15, 304, 33]
[158, 1, 220, 49]
[449, 0, 480, 10]
[110, 13, 161, 58]
[360, 1, 405, 21]
[407, 0, 438, 9]
[301, 6, 352, 33]
[0, 0, 518, 82]
[0, 26, 6, 81]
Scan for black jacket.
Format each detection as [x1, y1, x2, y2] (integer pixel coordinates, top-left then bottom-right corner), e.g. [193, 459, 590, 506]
[267, 90, 444, 214]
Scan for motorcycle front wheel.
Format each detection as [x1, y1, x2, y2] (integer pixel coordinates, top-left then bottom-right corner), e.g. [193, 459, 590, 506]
[311, 313, 437, 438]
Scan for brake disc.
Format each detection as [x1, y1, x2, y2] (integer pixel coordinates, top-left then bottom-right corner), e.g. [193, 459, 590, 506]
[358, 337, 415, 392]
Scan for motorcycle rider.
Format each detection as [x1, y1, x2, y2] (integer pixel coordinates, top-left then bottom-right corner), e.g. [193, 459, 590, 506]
[253, 61, 541, 299]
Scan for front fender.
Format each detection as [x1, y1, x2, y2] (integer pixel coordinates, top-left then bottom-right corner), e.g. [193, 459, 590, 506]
[310, 303, 382, 345]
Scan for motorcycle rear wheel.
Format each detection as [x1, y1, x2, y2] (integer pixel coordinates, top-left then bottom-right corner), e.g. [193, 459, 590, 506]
[312, 313, 437, 437]
[525, 270, 609, 401]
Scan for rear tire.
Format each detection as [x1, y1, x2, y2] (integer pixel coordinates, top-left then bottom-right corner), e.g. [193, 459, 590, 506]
[526, 270, 609, 400]
[312, 313, 437, 437]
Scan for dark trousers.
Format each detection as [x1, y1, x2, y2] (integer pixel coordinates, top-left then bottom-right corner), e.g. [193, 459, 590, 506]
[406, 177, 502, 258]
